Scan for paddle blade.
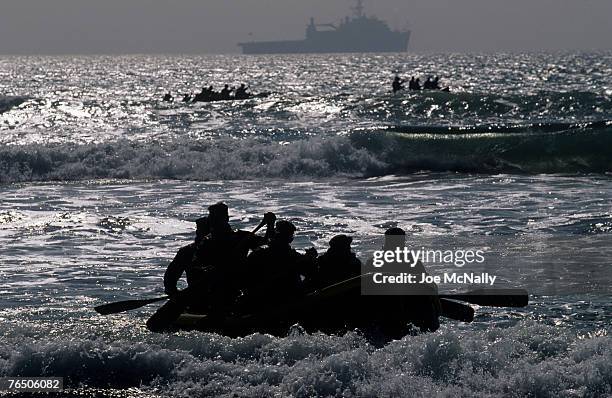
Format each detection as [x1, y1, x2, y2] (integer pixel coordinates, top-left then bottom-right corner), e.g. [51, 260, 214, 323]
[94, 296, 167, 315]
[450, 289, 529, 308]
[146, 298, 186, 332]
[440, 298, 474, 323]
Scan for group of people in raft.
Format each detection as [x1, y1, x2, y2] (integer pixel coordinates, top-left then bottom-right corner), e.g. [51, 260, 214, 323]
[153, 202, 440, 333]
[163, 84, 252, 103]
[392, 75, 448, 93]
[162, 74, 448, 102]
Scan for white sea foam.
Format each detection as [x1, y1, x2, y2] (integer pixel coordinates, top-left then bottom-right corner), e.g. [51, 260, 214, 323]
[0, 323, 609, 397]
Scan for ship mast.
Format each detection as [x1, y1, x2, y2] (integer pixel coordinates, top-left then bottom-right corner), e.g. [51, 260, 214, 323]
[352, 0, 364, 18]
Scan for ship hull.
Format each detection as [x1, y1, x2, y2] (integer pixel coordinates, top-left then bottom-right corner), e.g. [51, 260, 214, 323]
[239, 31, 410, 55]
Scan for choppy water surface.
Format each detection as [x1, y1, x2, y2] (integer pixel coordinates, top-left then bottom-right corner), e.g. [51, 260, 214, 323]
[0, 53, 611, 397]
[1, 53, 611, 180]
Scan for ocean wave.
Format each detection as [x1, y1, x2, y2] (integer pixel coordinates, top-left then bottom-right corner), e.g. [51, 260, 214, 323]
[357, 90, 612, 123]
[1, 323, 609, 397]
[367, 120, 612, 173]
[387, 119, 611, 136]
[551, 216, 612, 235]
[0, 136, 385, 183]
[0, 121, 611, 183]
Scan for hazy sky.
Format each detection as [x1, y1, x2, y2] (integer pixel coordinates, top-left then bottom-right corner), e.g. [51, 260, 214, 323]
[1, 0, 611, 54]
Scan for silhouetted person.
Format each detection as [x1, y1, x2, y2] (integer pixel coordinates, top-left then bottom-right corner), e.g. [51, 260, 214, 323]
[433, 76, 441, 90]
[366, 227, 440, 333]
[423, 76, 434, 90]
[220, 84, 233, 100]
[193, 87, 206, 102]
[409, 77, 421, 91]
[147, 204, 275, 332]
[235, 84, 249, 99]
[408, 76, 415, 90]
[243, 220, 317, 308]
[163, 217, 209, 297]
[162, 92, 173, 102]
[206, 85, 217, 101]
[193, 86, 215, 102]
[314, 235, 361, 289]
[191, 203, 275, 304]
[392, 75, 405, 93]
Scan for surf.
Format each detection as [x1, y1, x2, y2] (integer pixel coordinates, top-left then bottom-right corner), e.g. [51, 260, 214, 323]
[1, 119, 609, 183]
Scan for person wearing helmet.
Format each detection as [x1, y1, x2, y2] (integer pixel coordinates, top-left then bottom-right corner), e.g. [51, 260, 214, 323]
[313, 234, 361, 288]
[242, 220, 317, 308]
[163, 216, 210, 297]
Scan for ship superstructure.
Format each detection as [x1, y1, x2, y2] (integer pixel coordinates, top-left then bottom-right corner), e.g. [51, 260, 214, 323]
[238, 1, 410, 54]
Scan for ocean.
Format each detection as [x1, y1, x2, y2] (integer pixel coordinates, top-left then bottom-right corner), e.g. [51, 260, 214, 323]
[0, 53, 611, 397]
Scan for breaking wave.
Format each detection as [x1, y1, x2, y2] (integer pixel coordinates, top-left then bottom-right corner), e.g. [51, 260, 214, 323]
[0, 120, 611, 183]
[1, 323, 610, 397]
[0, 136, 386, 183]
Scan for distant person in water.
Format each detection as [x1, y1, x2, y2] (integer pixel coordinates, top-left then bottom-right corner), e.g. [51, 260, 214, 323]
[392, 75, 405, 93]
[408, 76, 416, 90]
[220, 84, 233, 100]
[193, 86, 214, 102]
[162, 92, 173, 102]
[205, 85, 216, 101]
[423, 76, 434, 90]
[409, 77, 421, 90]
[433, 76, 441, 90]
[234, 84, 249, 99]
[313, 234, 361, 289]
[163, 217, 210, 297]
[193, 87, 206, 102]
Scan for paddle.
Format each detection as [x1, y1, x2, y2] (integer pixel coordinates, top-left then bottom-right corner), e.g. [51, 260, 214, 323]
[441, 288, 529, 308]
[440, 298, 474, 323]
[94, 219, 268, 316]
[94, 296, 168, 315]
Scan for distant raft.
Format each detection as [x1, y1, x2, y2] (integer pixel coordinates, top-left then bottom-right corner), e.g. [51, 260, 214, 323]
[192, 92, 271, 103]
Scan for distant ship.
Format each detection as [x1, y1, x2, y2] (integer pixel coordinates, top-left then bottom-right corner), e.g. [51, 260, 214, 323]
[238, 0, 410, 55]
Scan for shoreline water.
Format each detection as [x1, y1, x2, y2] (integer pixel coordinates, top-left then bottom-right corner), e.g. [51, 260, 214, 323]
[1, 52, 611, 396]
